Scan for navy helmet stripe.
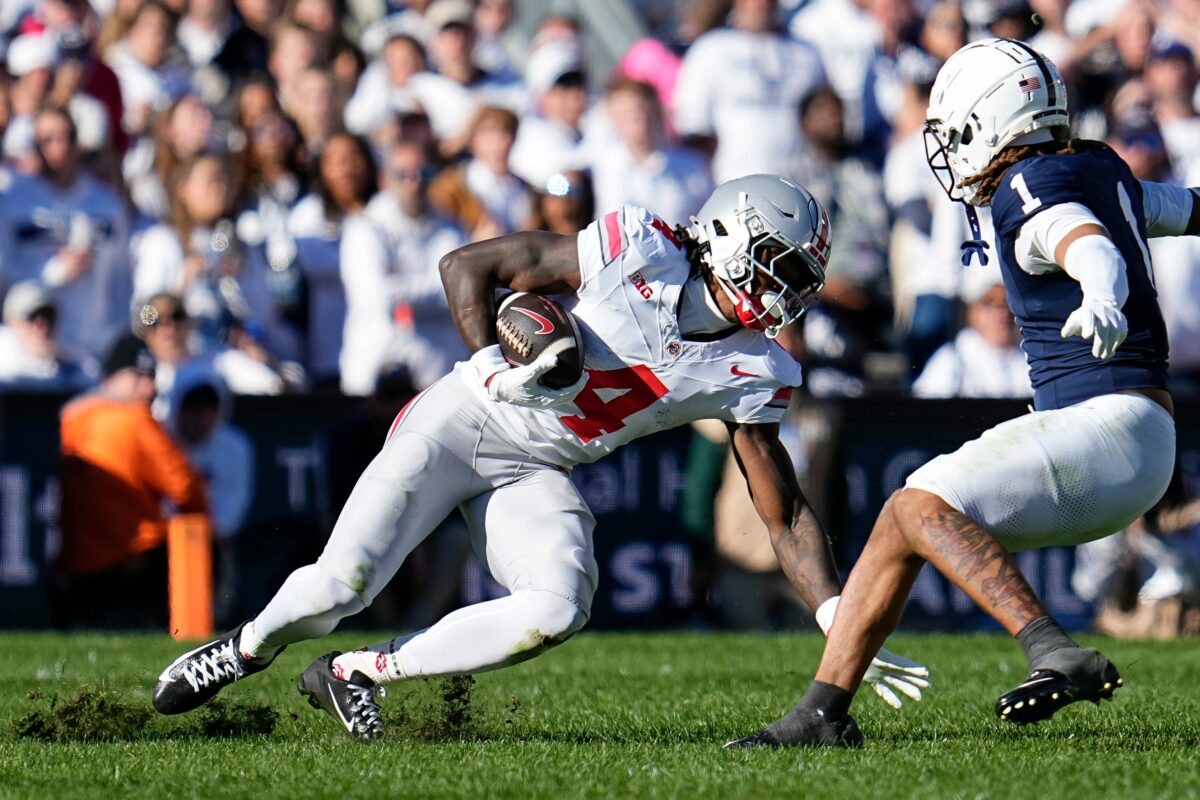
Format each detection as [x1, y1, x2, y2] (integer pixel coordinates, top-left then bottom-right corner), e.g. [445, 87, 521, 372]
[1003, 38, 1057, 107]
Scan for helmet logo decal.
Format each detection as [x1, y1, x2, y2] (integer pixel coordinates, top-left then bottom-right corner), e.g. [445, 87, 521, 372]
[1018, 75, 1041, 94]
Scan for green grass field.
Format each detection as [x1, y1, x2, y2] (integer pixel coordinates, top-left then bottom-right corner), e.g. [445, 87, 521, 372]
[1, 631, 1197, 800]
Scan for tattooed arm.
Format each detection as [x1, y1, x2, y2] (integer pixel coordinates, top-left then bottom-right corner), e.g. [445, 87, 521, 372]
[727, 421, 842, 611]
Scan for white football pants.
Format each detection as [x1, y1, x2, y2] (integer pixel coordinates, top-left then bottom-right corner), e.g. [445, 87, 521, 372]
[906, 392, 1175, 551]
[250, 370, 598, 677]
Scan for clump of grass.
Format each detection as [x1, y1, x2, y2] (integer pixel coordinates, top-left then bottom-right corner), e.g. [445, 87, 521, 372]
[10, 685, 151, 742]
[384, 675, 483, 741]
[9, 687, 277, 741]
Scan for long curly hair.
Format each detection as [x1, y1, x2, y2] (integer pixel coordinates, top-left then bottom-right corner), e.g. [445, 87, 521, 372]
[959, 138, 1086, 205]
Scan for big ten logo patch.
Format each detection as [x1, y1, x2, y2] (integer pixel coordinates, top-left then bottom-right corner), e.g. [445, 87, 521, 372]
[628, 270, 654, 300]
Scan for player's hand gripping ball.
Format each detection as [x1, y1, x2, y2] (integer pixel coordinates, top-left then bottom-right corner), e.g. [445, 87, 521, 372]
[496, 292, 585, 389]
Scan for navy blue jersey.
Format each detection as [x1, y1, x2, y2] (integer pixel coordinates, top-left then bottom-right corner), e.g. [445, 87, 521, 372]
[990, 142, 1169, 410]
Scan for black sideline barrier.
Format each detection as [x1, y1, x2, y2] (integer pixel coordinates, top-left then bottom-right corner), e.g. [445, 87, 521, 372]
[3, 393, 1196, 630]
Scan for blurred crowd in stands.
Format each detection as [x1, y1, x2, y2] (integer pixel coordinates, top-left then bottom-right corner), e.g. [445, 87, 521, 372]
[4, 0, 1198, 633]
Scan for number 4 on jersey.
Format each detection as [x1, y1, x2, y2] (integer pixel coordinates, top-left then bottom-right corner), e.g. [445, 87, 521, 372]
[560, 366, 668, 443]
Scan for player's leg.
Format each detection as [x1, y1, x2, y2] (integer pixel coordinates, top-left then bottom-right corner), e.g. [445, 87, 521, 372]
[320, 467, 597, 684]
[746, 393, 1174, 744]
[154, 377, 488, 716]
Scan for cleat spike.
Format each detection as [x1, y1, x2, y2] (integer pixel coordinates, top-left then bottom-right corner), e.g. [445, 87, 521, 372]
[1028, 699, 1036, 706]
[1116, 678, 1123, 686]
[1051, 693, 1059, 700]
[1103, 682, 1112, 691]
[1015, 701, 1024, 709]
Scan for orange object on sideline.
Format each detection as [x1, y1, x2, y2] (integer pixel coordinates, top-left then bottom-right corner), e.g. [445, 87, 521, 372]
[169, 514, 214, 641]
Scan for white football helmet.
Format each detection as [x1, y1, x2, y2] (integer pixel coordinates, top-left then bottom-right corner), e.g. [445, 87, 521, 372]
[688, 174, 830, 338]
[925, 38, 1069, 206]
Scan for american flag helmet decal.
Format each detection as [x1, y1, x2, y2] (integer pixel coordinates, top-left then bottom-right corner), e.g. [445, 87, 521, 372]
[1018, 75, 1042, 93]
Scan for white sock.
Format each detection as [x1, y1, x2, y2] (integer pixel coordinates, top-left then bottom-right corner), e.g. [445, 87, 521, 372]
[238, 621, 278, 664]
[332, 643, 408, 684]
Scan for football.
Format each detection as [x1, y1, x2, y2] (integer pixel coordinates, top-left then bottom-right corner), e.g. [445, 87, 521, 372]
[496, 292, 585, 389]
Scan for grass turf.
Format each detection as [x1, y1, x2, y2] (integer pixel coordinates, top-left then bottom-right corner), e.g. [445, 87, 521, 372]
[0, 631, 1197, 800]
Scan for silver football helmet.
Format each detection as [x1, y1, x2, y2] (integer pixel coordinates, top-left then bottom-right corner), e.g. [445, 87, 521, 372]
[687, 174, 830, 338]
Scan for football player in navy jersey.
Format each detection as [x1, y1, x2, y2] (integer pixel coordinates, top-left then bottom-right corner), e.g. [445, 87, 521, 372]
[732, 38, 1200, 748]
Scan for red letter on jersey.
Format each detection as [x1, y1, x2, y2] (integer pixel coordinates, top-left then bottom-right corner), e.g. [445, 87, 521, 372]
[560, 366, 669, 443]
[648, 216, 681, 249]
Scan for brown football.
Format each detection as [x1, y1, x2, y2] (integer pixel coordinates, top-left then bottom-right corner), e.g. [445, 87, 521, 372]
[495, 292, 585, 389]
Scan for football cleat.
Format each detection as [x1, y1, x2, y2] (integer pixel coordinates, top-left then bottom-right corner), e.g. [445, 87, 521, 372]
[996, 649, 1122, 725]
[725, 708, 864, 749]
[153, 622, 281, 715]
[298, 652, 386, 742]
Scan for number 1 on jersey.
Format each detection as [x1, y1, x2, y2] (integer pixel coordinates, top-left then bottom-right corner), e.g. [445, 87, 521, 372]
[560, 366, 668, 443]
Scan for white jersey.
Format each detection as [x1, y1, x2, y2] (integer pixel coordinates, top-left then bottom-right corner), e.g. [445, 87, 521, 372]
[460, 205, 804, 468]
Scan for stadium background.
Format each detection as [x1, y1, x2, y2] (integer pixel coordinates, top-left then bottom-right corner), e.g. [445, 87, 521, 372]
[7, 394, 1200, 630]
[1, 0, 1198, 637]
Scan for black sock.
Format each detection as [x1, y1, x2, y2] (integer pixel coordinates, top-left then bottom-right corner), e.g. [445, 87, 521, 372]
[795, 680, 854, 718]
[1016, 616, 1078, 669]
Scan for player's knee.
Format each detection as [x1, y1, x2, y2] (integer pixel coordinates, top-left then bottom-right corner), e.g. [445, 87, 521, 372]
[891, 486, 951, 527]
[514, 590, 589, 652]
[300, 561, 370, 618]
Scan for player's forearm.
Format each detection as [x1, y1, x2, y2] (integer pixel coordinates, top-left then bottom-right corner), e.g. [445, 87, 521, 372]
[439, 246, 500, 352]
[768, 505, 842, 612]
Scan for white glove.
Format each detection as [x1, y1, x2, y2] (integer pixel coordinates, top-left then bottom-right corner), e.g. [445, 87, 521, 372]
[469, 344, 586, 409]
[1061, 296, 1128, 359]
[815, 595, 931, 710]
[862, 647, 931, 709]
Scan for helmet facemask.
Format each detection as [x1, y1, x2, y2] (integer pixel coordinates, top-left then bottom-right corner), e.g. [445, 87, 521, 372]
[923, 118, 982, 206]
[704, 199, 826, 338]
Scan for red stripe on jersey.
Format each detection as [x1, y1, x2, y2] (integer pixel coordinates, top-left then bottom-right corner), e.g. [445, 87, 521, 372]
[772, 388, 794, 402]
[604, 211, 625, 262]
[386, 388, 428, 442]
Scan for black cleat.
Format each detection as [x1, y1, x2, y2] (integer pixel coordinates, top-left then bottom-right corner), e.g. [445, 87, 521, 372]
[725, 707, 864, 749]
[997, 648, 1122, 725]
[298, 652, 385, 741]
[153, 622, 281, 715]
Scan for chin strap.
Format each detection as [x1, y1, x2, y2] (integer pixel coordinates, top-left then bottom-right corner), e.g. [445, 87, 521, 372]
[961, 205, 990, 266]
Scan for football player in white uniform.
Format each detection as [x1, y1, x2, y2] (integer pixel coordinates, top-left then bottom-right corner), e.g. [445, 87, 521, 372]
[151, 175, 929, 740]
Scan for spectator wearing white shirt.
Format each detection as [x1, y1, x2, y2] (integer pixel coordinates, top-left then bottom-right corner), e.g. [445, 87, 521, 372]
[0, 281, 95, 392]
[132, 153, 291, 358]
[105, 0, 193, 137]
[139, 291, 293, 403]
[913, 269, 1031, 399]
[788, 0, 880, 145]
[588, 78, 712, 226]
[0, 107, 131, 359]
[472, 0, 516, 75]
[425, 0, 527, 116]
[289, 131, 377, 387]
[5, 33, 63, 173]
[429, 105, 531, 239]
[674, 0, 827, 183]
[1145, 43, 1200, 178]
[343, 32, 474, 144]
[340, 141, 467, 395]
[880, 54, 964, 374]
[125, 92, 219, 220]
[509, 39, 589, 190]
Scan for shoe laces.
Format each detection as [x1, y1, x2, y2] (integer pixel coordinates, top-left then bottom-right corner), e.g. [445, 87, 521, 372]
[182, 640, 243, 692]
[348, 683, 385, 738]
